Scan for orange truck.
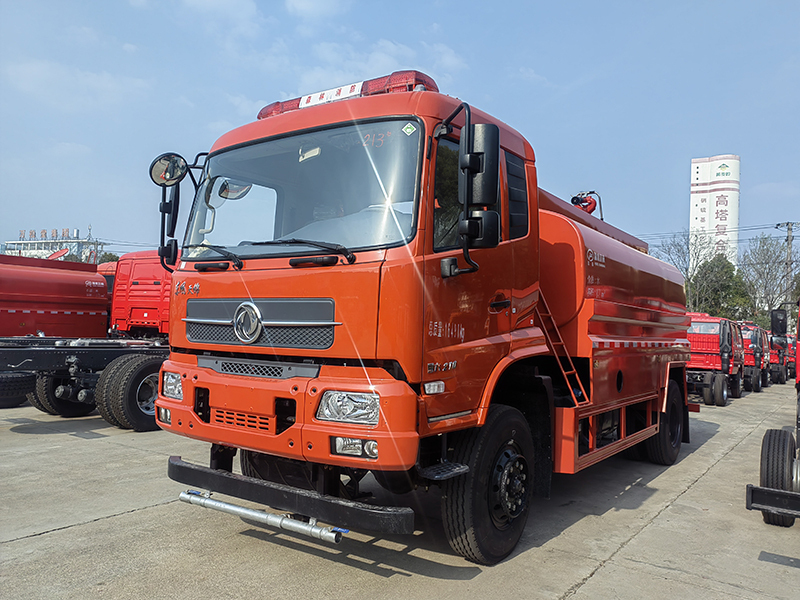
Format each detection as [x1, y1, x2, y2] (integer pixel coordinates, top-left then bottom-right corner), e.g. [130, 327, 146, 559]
[151, 70, 691, 564]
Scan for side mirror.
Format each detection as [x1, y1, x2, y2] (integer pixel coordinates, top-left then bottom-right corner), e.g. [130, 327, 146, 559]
[149, 153, 188, 187]
[771, 309, 787, 335]
[458, 123, 500, 207]
[161, 184, 180, 238]
[458, 210, 500, 249]
[158, 239, 178, 266]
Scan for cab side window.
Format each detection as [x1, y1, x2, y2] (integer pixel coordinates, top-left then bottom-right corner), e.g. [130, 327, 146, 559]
[433, 139, 460, 250]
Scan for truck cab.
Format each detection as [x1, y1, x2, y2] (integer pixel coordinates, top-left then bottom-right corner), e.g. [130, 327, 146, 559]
[686, 312, 744, 405]
[740, 321, 765, 393]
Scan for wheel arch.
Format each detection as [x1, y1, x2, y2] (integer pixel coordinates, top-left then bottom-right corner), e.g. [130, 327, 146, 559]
[479, 354, 555, 498]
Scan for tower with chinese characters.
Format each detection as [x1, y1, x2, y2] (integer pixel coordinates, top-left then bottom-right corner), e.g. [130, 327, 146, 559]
[689, 154, 740, 268]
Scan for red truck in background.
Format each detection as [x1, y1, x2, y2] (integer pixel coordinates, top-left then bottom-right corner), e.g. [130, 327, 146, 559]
[0, 251, 170, 428]
[149, 70, 692, 564]
[740, 321, 769, 393]
[787, 333, 796, 381]
[109, 250, 172, 338]
[686, 312, 744, 406]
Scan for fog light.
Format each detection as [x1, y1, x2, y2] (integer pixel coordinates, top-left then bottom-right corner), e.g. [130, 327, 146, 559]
[335, 437, 363, 456]
[363, 440, 378, 458]
[424, 381, 445, 394]
[157, 406, 171, 424]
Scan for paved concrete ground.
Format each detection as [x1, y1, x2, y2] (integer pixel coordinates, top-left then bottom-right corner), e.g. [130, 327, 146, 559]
[1, 383, 798, 599]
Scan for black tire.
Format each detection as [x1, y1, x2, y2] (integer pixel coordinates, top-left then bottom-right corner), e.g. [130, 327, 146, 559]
[753, 371, 763, 393]
[646, 380, 683, 465]
[34, 375, 96, 417]
[713, 373, 728, 407]
[762, 370, 771, 388]
[441, 405, 534, 565]
[0, 371, 36, 397]
[730, 371, 743, 399]
[109, 355, 163, 431]
[372, 469, 416, 495]
[26, 389, 48, 413]
[744, 374, 752, 392]
[94, 354, 141, 428]
[778, 366, 787, 385]
[701, 376, 714, 405]
[759, 429, 796, 527]
[771, 370, 779, 385]
[0, 395, 28, 408]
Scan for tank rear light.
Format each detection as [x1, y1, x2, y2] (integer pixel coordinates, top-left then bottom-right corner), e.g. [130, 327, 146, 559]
[257, 70, 438, 120]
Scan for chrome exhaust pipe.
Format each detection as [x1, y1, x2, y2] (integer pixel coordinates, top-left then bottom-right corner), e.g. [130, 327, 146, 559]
[179, 491, 344, 544]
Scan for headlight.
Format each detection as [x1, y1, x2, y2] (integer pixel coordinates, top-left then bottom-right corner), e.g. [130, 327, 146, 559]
[162, 371, 183, 400]
[316, 391, 380, 425]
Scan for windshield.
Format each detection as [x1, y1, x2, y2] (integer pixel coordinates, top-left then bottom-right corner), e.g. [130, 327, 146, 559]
[183, 118, 423, 260]
[689, 322, 720, 335]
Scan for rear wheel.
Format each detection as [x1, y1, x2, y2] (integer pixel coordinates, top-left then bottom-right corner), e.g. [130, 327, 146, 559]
[646, 380, 683, 465]
[109, 355, 163, 431]
[441, 405, 534, 565]
[759, 429, 796, 527]
[713, 374, 728, 407]
[702, 373, 714, 405]
[95, 354, 141, 428]
[730, 371, 743, 398]
[33, 375, 96, 417]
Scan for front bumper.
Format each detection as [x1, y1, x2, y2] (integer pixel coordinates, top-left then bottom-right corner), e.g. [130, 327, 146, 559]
[168, 456, 415, 534]
[156, 356, 421, 470]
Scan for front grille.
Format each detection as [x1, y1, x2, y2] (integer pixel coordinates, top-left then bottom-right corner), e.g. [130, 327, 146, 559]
[219, 361, 284, 379]
[212, 408, 272, 432]
[187, 322, 334, 349]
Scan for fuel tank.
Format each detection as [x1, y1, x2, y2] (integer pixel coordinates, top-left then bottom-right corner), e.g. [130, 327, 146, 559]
[0, 255, 108, 337]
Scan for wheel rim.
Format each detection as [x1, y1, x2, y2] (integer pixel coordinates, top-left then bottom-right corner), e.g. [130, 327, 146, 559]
[136, 373, 159, 415]
[489, 443, 529, 529]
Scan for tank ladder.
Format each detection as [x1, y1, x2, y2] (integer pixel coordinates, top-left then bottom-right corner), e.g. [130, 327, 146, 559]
[534, 292, 590, 406]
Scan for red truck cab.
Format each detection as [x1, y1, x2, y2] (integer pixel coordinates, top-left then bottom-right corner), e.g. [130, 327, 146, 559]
[740, 321, 766, 393]
[686, 312, 744, 405]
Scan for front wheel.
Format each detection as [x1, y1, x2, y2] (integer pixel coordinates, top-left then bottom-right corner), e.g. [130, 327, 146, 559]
[441, 405, 534, 565]
[646, 380, 683, 465]
[759, 429, 796, 527]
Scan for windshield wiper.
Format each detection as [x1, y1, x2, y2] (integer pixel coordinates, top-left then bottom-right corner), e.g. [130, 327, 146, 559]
[185, 244, 243, 270]
[249, 238, 356, 264]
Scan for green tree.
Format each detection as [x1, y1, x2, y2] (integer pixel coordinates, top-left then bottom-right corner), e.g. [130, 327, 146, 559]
[63, 253, 82, 263]
[690, 254, 751, 320]
[98, 252, 119, 263]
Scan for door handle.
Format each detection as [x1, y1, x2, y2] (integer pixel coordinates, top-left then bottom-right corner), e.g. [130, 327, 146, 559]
[490, 299, 511, 310]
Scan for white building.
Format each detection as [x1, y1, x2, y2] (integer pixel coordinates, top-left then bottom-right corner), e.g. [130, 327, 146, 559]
[689, 154, 740, 267]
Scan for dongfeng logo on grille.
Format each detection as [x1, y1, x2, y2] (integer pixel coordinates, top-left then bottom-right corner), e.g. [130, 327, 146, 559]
[233, 302, 263, 344]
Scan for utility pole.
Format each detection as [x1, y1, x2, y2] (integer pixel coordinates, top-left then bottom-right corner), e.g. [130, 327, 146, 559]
[776, 221, 799, 328]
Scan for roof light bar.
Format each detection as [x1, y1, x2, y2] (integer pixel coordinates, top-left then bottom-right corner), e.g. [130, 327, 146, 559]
[257, 70, 438, 120]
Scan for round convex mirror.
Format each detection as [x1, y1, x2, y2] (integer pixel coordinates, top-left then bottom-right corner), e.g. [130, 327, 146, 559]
[149, 153, 188, 187]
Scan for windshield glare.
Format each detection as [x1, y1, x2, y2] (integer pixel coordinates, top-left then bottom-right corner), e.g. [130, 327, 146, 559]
[183, 119, 423, 260]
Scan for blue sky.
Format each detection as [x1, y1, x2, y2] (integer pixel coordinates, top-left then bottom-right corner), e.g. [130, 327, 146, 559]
[1, 0, 798, 255]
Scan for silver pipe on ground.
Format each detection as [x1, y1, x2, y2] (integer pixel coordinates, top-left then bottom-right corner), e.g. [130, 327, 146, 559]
[179, 491, 343, 544]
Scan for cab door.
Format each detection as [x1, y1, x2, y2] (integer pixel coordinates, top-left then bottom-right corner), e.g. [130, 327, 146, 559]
[422, 137, 511, 420]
